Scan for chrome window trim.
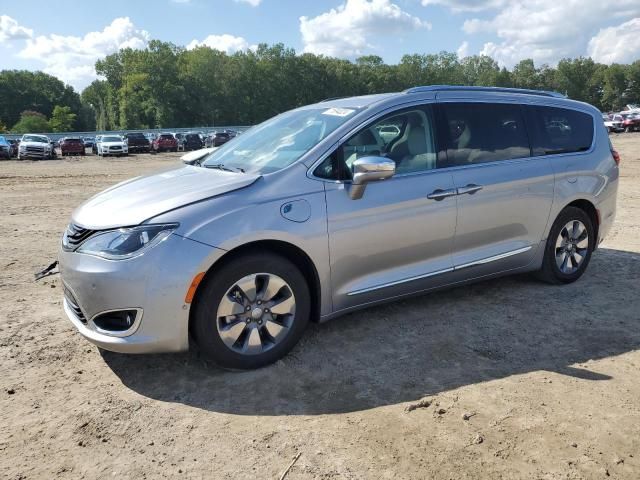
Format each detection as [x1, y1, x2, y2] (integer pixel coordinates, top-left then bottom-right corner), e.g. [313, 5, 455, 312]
[346, 245, 532, 296]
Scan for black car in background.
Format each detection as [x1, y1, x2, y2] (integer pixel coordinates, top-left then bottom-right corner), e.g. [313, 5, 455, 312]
[124, 132, 151, 153]
[8, 139, 19, 158]
[183, 133, 204, 151]
[83, 137, 95, 149]
[205, 131, 231, 147]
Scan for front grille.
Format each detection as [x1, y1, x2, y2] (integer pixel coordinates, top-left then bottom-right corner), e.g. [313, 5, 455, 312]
[63, 223, 96, 250]
[63, 286, 87, 324]
[26, 146, 45, 153]
[109, 146, 122, 150]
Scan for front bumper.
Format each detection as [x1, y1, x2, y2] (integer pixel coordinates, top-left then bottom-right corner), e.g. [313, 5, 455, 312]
[19, 150, 50, 159]
[59, 233, 224, 353]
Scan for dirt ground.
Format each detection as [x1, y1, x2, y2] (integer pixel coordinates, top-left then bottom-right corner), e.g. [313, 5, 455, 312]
[1, 137, 639, 480]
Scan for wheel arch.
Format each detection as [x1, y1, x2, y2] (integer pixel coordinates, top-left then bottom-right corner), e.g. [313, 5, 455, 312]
[188, 239, 322, 339]
[565, 198, 600, 249]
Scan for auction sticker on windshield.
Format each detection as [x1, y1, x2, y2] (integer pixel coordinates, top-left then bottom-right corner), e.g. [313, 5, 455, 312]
[322, 108, 355, 117]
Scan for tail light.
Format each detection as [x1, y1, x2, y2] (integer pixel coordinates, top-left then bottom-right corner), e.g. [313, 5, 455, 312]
[611, 148, 621, 166]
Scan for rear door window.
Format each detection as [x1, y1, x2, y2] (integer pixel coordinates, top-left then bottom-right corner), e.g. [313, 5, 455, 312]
[440, 102, 530, 166]
[525, 106, 593, 156]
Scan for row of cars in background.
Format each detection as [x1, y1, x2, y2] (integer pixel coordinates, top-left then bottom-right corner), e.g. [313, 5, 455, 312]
[603, 105, 640, 133]
[0, 129, 238, 159]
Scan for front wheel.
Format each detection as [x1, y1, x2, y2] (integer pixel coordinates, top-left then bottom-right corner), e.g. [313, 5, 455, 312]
[192, 253, 310, 369]
[536, 207, 595, 284]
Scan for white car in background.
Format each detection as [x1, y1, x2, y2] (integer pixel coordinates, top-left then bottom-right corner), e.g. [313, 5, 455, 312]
[603, 114, 624, 133]
[18, 134, 54, 160]
[96, 135, 128, 157]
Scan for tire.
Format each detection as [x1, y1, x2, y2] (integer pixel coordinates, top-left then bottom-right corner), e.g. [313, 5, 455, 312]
[536, 206, 595, 284]
[192, 252, 311, 369]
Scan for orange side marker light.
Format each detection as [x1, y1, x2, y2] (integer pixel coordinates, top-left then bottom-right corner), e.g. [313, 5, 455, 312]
[185, 272, 206, 304]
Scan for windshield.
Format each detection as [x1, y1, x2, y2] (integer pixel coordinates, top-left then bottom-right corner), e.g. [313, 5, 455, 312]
[102, 136, 122, 142]
[23, 135, 48, 143]
[202, 107, 360, 174]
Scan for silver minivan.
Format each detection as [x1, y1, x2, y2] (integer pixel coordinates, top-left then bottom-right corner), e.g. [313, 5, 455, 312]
[59, 86, 619, 369]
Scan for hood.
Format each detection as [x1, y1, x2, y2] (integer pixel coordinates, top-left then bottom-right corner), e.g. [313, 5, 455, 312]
[100, 141, 125, 146]
[72, 166, 261, 229]
[21, 141, 50, 148]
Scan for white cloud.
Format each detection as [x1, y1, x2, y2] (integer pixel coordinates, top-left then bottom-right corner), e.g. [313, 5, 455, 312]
[588, 18, 640, 64]
[171, 0, 192, 3]
[456, 40, 469, 58]
[0, 15, 33, 43]
[186, 34, 256, 53]
[18, 17, 149, 90]
[421, 0, 506, 12]
[234, 0, 262, 5]
[300, 0, 430, 57]
[456, 1, 640, 66]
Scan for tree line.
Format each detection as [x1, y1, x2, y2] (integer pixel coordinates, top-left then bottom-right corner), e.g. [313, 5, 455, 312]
[1, 40, 640, 133]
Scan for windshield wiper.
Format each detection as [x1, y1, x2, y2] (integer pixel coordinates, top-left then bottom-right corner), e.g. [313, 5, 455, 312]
[203, 163, 245, 173]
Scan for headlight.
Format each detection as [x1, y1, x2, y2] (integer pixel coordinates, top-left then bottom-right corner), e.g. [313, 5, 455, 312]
[76, 224, 178, 260]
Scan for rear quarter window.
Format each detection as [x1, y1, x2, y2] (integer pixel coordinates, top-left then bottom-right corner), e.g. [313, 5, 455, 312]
[525, 106, 594, 156]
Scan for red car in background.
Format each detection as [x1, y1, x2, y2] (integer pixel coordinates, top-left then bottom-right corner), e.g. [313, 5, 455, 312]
[60, 137, 86, 156]
[620, 113, 640, 133]
[152, 133, 178, 152]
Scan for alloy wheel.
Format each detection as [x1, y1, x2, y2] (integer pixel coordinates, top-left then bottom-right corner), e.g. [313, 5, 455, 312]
[555, 220, 589, 274]
[216, 273, 296, 355]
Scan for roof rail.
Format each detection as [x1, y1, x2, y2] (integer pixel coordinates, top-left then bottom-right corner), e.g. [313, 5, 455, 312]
[404, 85, 565, 98]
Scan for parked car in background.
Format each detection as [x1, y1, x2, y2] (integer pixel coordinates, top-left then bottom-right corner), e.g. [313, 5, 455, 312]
[183, 133, 204, 151]
[60, 137, 86, 156]
[124, 132, 151, 153]
[18, 134, 54, 160]
[205, 131, 231, 147]
[7, 139, 19, 158]
[96, 135, 128, 157]
[603, 114, 624, 133]
[92, 135, 103, 154]
[174, 133, 186, 151]
[620, 113, 640, 133]
[152, 133, 178, 152]
[0, 136, 11, 159]
[145, 133, 157, 145]
[83, 137, 95, 149]
[58, 85, 618, 369]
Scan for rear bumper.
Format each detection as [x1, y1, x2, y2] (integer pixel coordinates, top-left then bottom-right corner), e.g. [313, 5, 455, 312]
[59, 233, 225, 353]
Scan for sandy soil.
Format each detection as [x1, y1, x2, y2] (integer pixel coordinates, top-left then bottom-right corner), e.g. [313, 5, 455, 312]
[1, 138, 639, 480]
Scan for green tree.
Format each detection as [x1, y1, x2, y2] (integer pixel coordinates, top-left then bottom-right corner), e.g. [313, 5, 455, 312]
[0, 70, 87, 129]
[11, 111, 50, 133]
[0, 119, 7, 133]
[49, 105, 77, 132]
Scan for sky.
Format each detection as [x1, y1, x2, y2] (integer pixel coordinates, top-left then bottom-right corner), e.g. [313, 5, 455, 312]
[1, 0, 639, 91]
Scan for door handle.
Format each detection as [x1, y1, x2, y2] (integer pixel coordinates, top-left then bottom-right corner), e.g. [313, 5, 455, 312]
[457, 184, 483, 195]
[427, 188, 457, 201]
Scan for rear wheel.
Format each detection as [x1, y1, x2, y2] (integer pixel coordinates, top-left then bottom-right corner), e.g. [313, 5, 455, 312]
[536, 207, 594, 284]
[192, 253, 310, 369]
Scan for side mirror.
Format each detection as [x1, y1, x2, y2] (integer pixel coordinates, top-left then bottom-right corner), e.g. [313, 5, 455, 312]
[349, 156, 395, 200]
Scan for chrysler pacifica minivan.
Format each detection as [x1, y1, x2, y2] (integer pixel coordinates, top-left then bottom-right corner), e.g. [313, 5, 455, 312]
[59, 86, 619, 369]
